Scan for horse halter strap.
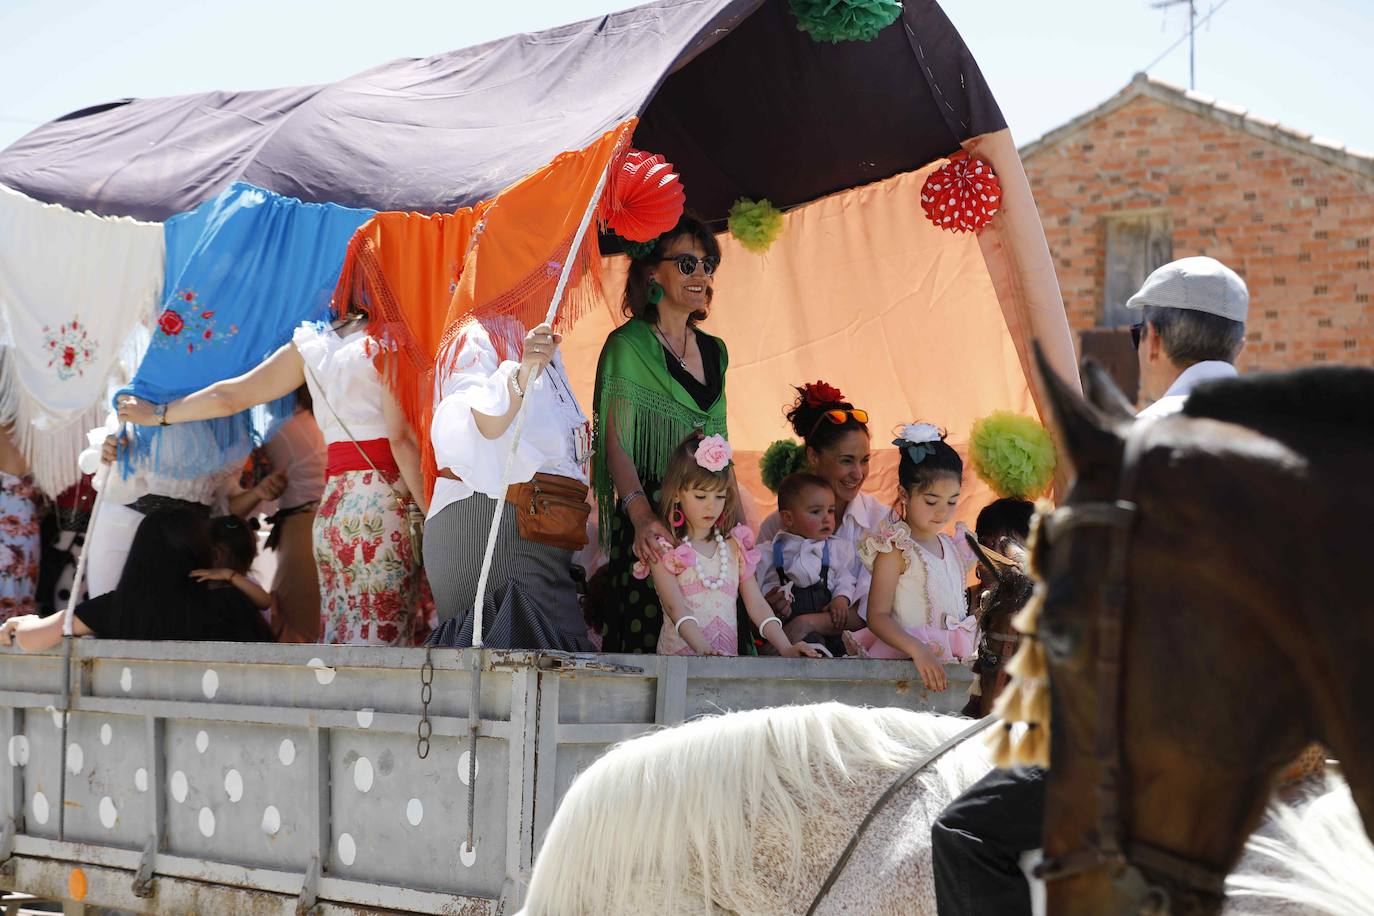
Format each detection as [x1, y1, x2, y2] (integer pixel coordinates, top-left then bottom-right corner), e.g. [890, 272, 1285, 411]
[1035, 422, 1230, 908]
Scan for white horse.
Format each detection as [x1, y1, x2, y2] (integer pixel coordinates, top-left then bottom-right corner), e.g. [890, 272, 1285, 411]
[519, 703, 1372, 916]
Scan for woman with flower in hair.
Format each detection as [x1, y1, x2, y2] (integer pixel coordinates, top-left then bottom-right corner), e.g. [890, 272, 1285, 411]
[637, 434, 820, 659]
[593, 214, 728, 653]
[757, 381, 889, 635]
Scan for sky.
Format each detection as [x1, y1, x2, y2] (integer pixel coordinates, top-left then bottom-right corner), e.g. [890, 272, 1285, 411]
[1, 0, 1372, 157]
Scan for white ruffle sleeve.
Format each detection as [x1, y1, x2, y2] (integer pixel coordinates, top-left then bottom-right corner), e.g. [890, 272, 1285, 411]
[429, 328, 570, 500]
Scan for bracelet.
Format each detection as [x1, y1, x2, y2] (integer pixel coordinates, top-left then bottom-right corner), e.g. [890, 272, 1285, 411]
[620, 489, 646, 512]
[759, 616, 784, 638]
[155, 402, 170, 426]
[673, 615, 700, 636]
[510, 373, 526, 400]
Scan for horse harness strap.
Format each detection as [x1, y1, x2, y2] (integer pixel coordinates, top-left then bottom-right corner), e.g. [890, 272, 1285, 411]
[804, 715, 1000, 916]
[1033, 422, 1230, 906]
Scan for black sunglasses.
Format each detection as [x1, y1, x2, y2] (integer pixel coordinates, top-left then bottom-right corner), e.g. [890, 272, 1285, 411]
[659, 253, 719, 277]
[1130, 322, 1145, 350]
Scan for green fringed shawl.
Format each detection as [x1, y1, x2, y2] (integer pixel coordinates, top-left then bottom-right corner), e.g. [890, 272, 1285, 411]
[592, 317, 729, 546]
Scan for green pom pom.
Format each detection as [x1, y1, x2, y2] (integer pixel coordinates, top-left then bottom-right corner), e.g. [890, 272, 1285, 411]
[623, 238, 657, 260]
[728, 198, 785, 255]
[789, 0, 902, 44]
[760, 439, 807, 493]
[969, 412, 1058, 499]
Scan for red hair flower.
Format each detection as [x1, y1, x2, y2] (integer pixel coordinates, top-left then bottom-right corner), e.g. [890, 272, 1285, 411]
[157, 309, 185, 336]
[804, 380, 845, 408]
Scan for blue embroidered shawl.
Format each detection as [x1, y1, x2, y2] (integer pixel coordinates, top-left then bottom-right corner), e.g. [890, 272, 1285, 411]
[119, 183, 374, 479]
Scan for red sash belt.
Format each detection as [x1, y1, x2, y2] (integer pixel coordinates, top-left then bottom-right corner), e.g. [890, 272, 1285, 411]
[326, 439, 399, 478]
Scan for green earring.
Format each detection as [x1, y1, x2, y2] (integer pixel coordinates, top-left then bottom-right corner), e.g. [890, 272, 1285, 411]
[646, 279, 664, 306]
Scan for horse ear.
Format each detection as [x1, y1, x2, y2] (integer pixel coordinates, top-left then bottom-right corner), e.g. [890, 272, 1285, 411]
[1032, 341, 1124, 474]
[1081, 359, 1136, 420]
[965, 532, 1003, 582]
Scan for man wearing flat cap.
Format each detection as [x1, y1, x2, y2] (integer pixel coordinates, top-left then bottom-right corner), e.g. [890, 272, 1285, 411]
[1130, 255, 1249, 419]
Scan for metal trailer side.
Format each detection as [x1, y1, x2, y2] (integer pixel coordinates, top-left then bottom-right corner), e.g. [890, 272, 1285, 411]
[0, 642, 972, 914]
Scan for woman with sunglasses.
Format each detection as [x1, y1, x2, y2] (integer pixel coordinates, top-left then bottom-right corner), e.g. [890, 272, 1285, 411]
[758, 382, 890, 630]
[592, 214, 728, 653]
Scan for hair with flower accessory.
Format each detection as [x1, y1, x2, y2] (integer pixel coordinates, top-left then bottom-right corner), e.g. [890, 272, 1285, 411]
[785, 380, 869, 452]
[657, 432, 741, 535]
[893, 421, 964, 495]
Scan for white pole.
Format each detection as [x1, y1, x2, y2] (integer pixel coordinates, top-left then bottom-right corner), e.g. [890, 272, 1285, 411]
[467, 161, 613, 647]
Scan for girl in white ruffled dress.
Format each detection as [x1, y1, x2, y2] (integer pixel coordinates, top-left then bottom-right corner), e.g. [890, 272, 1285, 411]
[860, 424, 978, 691]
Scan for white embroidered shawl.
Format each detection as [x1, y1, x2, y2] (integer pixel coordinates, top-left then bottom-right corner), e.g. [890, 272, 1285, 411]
[0, 184, 164, 496]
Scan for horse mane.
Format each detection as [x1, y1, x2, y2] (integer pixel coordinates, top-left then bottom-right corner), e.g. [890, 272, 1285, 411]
[519, 703, 981, 916]
[1183, 366, 1374, 435]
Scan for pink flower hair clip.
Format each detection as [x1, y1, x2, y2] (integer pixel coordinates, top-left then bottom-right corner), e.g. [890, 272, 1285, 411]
[694, 434, 732, 472]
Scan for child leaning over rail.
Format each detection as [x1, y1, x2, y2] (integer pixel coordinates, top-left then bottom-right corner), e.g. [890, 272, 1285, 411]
[635, 435, 821, 659]
[859, 424, 978, 691]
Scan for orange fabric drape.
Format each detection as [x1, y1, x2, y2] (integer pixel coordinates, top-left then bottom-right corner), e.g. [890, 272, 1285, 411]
[439, 121, 638, 362]
[332, 209, 482, 489]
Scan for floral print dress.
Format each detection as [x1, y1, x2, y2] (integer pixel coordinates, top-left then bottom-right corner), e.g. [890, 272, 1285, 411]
[314, 468, 430, 646]
[0, 471, 41, 622]
[858, 519, 979, 662]
[642, 525, 761, 656]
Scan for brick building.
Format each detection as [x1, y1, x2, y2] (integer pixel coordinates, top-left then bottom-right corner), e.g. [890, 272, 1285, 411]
[1021, 72, 1374, 400]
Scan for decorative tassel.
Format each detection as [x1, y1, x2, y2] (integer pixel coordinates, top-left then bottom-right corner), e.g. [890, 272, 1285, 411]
[986, 723, 1014, 769]
[1026, 682, 1051, 725]
[967, 678, 982, 698]
[991, 680, 1024, 722]
[1011, 585, 1043, 635]
[1006, 637, 1046, 680]
[1018, 723, 1049, 768]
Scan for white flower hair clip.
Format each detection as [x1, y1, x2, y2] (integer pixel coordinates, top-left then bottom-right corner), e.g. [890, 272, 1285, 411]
[893, 422, 945, 464]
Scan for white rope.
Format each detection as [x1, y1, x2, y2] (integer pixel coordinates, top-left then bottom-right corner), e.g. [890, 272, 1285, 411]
[468, 162, 613, 647]
[61, 447, 114, 636]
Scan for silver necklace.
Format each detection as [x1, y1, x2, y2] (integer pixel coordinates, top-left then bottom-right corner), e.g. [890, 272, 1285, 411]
[655, 324, 689, 369]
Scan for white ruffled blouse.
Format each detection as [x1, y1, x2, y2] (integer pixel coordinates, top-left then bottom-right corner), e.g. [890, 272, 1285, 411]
[292, 322, 388, 444]
[428, 319, 591, 521]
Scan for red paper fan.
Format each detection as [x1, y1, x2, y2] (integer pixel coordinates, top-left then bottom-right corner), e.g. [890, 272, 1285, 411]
[920, 151, 1001, 234]
[598, 149, 686, 242]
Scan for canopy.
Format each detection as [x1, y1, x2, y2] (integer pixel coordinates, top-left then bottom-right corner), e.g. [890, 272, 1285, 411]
[0, 0, 1077, 518]
[0, 0, 1003, 225]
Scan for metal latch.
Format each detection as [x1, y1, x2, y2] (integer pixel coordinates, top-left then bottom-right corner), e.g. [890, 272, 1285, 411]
[131, 834, 157, 897]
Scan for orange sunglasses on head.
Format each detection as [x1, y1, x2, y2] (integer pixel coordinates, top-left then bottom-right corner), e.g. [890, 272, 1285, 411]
[808, 408, 869, 439]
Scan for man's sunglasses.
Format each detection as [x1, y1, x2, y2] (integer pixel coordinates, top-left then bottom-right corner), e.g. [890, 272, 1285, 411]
[1130, 322, 1145, 350]
[659, 253, 720, 277]
[807, 408, 869, 438]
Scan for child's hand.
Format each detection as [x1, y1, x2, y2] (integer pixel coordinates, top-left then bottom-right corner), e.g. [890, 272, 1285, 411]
[764, 586, 792, 616]
[826, 596, 852, 630]
[784, 641, 824, 659]
[701, 647, 728, 657]
[190, 568, 237, 583]
[255, 470, 288, 502]
[910, 643, 947, 692]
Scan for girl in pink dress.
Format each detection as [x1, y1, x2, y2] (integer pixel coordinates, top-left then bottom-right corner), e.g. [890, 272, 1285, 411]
[860, 423, 978, 692]
[637, 434, 821, 659]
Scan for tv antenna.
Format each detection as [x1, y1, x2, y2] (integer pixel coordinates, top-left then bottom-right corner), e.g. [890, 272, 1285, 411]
[1151, 0, 1199, 89]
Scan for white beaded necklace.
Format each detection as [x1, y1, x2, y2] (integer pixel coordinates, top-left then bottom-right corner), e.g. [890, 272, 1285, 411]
[692, 530, 730, 591]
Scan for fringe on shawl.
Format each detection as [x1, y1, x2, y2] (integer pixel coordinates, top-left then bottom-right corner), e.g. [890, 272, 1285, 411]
[0, 352, 106, 497]
[331, 231, 445, 499]
[118, 393, 295, 481]
[591, 375, 728, 549]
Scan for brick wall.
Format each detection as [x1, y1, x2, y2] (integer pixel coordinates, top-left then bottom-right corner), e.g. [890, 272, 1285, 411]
[1023, 94, 1374, 371]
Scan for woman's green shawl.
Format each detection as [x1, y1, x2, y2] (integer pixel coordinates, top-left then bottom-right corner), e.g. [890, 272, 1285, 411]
[592, 317, 729, 546]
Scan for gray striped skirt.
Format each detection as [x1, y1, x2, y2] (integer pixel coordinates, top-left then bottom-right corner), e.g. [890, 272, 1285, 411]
[423, 494, 592, 651]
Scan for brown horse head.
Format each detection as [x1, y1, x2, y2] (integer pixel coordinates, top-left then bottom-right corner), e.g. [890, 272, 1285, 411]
[1030, 345, 1374, 915]
[961, 536, 1035, 719]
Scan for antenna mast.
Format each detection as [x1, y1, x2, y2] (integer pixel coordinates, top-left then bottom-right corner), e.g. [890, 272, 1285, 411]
[1151, 0, 1198, 89]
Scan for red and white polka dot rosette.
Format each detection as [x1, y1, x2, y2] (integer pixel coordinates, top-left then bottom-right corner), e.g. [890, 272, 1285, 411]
[920, 151, 1001, 233]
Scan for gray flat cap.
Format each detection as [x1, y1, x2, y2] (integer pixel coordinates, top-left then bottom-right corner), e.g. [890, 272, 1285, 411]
[1126, 256, 1249, 322]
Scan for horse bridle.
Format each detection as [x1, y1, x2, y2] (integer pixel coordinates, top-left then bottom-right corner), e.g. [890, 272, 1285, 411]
[1032, 420, 1229, 912]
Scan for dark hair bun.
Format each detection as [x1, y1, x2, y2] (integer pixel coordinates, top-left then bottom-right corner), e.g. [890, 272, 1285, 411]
[784, 380, 868, 452]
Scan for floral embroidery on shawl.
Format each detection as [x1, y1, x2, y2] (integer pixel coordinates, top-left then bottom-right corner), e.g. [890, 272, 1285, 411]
[150, 289, 240, 355]
[41, 319, 96, 380]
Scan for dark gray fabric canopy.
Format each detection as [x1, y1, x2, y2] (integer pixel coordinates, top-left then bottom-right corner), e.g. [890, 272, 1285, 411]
[0, 0, 1003, 223]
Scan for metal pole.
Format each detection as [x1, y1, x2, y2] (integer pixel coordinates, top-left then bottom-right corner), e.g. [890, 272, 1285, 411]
[1189, 0, 1196, 90]
[56, 454, 114, 840]
[464, 154, 618, 851]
